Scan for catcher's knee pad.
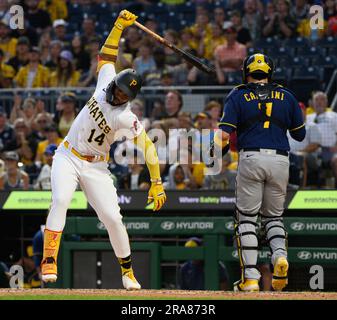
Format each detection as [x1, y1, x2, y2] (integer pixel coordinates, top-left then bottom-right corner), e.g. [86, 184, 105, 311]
[262, 217, 288, 258]
[234, 207, 260, 279]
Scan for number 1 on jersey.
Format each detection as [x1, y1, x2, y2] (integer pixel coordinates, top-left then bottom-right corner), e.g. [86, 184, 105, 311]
[258, 102, 273, 129]
[88, 129, 105, 146]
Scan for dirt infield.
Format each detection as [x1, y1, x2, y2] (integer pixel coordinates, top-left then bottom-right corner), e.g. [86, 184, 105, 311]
[0, 289, 336, 300]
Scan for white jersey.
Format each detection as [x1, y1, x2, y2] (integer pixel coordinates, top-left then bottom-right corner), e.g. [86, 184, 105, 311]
[65, 63, 143, 156]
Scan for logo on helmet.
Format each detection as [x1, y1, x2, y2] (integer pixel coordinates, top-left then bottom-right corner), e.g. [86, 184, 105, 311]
[130, 79, 137, 87]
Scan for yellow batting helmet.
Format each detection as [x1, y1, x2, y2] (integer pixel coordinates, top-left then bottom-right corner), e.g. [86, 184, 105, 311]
[242, 53, 274, 83]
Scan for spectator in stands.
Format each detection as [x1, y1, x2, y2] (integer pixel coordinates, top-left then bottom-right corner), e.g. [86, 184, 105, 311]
[130, 99, 150, 132]
[9, 118, 39, 181]
[78, 57, 98, 87]
[8, 36, 30, 73]
[169, 49, 196, 86]
[38, 0, 68, 22]
[190, 11, 212, 41]
[204, 100, 222, 129]
[297, 10, 327, 40]
[291, 0, 310, 23]
[162, 29, 182, 66]
[35, 144, 57, 190]
[71, 35, 91, 73]
[143, 46, 167, 86]
[161, 90, 183, 120]
[35, 124, 62, 167]
[199, 22, 227, 60]
[213, 7, 226, 28]
[0, 0, 10, 25]
[123, 26, 142, 59]
[37, 31, 51, 65]
[14, 46, 50, 88]
[0, 106, 16, 153]
[52, 19, 70, 46]
[214, 24, 247, 73]
[45, 40, 63, 72]
[324, 0, 336, 19]
[120, 162, 151, 190]
[133, 39, 156, 77]
[203, 153, 236, 190]
[0, 19, 17, 60]
[262, 0, 297, 39]
[80, 16, 97, 49]
[230, 10, 253, 47]
[178, 237, 229, 290]
[0, 151, 29, 190]
[179, 27, 198, 52]
[0, 260, 10, 288]
[53, 92, 78, 138]
[87, 36, 101, 60]
[288, 103, 322, 187]
[11, 18, 39, 47]
[49, 50, 81, 87]
[0, 48, 15, 88]
[306, 92, 337, 188]
[242, 0, 263, 41]
[10, 96, 37, 129]
[164, 164, 191, 190]
[33, 112, 54, 137]
[25, 0, 52, 33]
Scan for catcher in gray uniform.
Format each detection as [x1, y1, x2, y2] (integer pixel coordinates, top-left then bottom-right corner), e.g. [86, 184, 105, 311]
[213, 53, 306, 291]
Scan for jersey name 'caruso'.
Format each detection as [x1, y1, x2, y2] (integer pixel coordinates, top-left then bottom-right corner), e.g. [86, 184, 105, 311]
[65, 64, 143, 156]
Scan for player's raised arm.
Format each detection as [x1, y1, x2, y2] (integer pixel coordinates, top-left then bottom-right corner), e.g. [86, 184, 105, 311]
[97, 10, 137, 73]
[133, 130, 167, 211]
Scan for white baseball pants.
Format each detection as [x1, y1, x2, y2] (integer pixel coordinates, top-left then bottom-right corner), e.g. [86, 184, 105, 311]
[46, 144, 131, 258]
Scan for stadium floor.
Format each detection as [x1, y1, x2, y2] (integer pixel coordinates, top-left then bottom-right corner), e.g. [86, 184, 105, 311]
[0, 289, 336, 300]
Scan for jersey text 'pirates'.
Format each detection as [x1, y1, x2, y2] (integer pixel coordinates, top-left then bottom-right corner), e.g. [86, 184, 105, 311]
[65, 64, 143, 156]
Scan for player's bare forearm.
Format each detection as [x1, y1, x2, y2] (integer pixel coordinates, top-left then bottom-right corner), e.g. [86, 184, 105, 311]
[97, 10, 137, 72]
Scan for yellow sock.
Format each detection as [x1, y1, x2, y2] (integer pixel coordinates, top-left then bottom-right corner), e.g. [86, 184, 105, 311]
[42, 229, 62, 263]
[118, 255, 132, 275]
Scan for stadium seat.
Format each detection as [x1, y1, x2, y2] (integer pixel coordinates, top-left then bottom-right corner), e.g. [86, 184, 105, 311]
[268, 46, 292, 61]
[254, 37, 279, 52]
[283, 37, 310, 51]
[314, 36, 337, 50]
[273, 67, 290, 86]
[311, 56, 337, 86]
[289, 66, 322, 103]
[296, 46, 325, 59]
[277, 56, 309, 69]
[226, 71, 242, 86]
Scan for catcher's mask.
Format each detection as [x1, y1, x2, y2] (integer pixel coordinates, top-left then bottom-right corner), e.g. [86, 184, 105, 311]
[242, 53, 274, 83]
[106, 68, 142, 105]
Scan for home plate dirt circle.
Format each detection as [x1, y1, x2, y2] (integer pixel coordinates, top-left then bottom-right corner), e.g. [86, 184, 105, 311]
[0, 289, 337, 300]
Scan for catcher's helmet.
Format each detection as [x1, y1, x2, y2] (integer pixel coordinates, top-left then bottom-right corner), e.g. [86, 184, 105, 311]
[106, 68, 142, 105]
[242, 53, 274, 83]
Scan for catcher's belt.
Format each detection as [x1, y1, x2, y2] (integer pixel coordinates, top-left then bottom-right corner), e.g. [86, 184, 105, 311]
[63, 140, 109, 162]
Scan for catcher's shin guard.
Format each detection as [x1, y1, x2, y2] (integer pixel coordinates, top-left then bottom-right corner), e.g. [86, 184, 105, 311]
[41, 229, 62, 282]
[262, 217, 288, 291]
[234, 207, 261, 283]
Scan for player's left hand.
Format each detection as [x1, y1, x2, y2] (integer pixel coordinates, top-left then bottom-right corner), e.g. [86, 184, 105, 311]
[147, 182, 167, 211]
[115, 10, 138, 30]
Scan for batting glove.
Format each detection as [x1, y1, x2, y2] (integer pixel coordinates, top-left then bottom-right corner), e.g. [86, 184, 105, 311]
[115, 10, 138, 30]
[147, 180, 167, 211]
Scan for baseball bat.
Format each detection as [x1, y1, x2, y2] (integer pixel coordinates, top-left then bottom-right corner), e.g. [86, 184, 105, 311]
[134, 21, 215, 75]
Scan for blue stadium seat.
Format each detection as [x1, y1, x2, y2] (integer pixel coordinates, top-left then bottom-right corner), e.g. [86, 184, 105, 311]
[254, 37, 279, 51]
[273, 67, 290, 86]
[283, 37, 310, 51]
[296, 46, 325, 59]
[314, 36, 337, 50]
[226, 71, 242, 86]
[289, 66, 323, 103]
[277, 56, 309, 69]
[311, 56, 337, 86]
[268, 46, 292, 61]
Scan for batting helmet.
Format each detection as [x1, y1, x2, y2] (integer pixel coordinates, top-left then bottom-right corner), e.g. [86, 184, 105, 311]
[106, 68, 142, 104]
[242, 53, 274, 83]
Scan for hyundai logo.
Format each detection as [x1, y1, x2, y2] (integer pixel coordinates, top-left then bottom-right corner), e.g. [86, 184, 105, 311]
[297, 251, 312, 260]
[160, 221, 175, 231]
[291, 222, 305, 231]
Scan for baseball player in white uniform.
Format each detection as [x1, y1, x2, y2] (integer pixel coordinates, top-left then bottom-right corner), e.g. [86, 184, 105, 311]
[40, 10, 167, 290]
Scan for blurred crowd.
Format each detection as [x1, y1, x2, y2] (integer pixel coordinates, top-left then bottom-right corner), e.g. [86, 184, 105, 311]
[0, 0, 336, 191]
[0, 0, 336, 89]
